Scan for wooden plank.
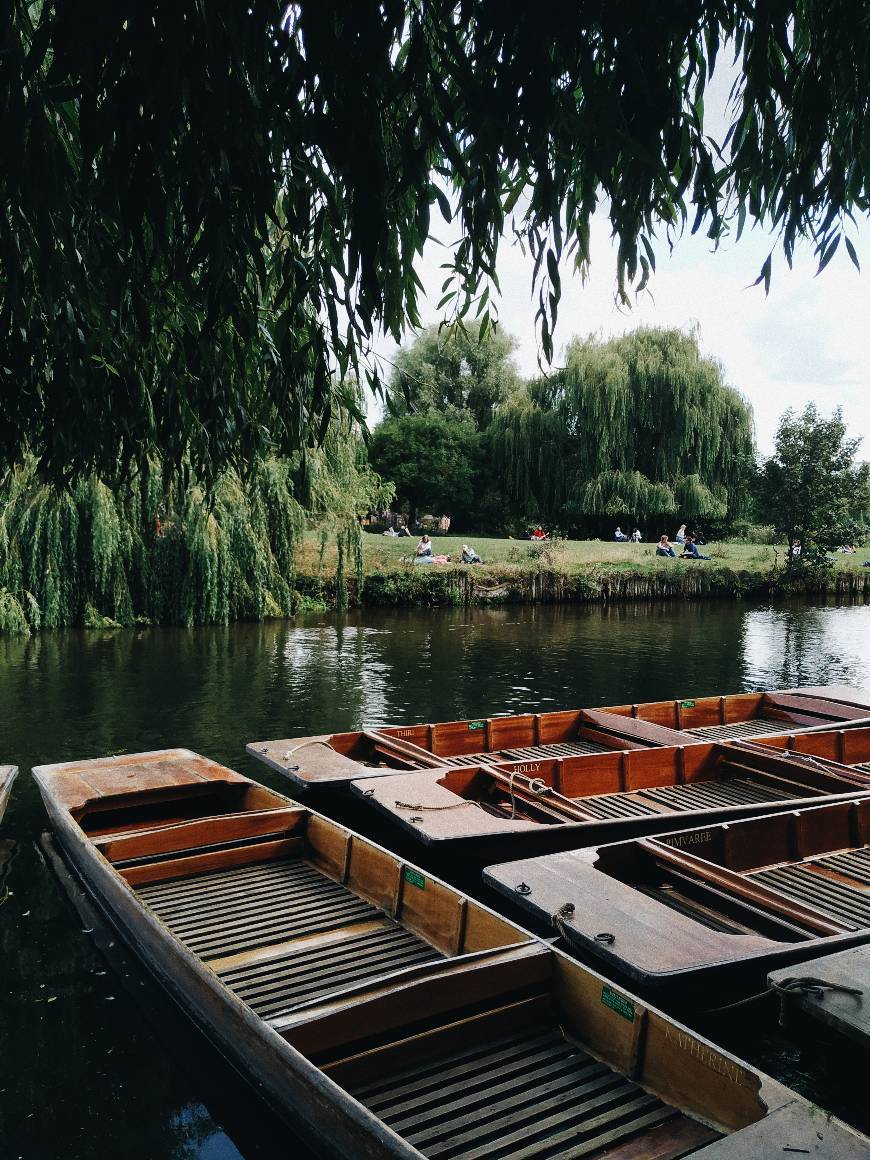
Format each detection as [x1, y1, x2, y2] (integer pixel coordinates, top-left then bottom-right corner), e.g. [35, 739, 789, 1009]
[765, 692, 870, 722]
[119, 837, 304, 887]
[94, 807, 305, 861]
[581, 710, 688, 747]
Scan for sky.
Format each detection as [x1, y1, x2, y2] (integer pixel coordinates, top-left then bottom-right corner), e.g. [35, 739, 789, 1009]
[368, 71, 870, 457]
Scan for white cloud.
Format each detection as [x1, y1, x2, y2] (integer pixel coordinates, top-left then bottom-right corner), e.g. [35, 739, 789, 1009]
[369, 208, 870, 456]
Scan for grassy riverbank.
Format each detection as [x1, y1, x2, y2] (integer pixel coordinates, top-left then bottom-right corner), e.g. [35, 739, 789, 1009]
[296, 534, 870, 608]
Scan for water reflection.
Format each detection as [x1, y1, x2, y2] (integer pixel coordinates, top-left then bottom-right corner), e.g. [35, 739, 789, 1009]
[1, 599, 869, 1157]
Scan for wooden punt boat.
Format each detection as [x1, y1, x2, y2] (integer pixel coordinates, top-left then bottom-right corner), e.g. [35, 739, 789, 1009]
[0, 764, 17, 822]
[484, 792, 870, 996]
[768, 943, 870, 1049]
[247, 684, 870, 794]
[33, 749, 870, 1158]
[348, 738, 870, 863]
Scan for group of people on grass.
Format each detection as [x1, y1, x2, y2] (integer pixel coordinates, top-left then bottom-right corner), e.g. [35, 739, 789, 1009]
[411, 535, 482, 565]
[615, 522, 710, 560]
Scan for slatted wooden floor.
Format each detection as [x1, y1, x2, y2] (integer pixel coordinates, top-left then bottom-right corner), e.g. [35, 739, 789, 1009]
[751, 849, 870, 931]
[348, 1022, 718, 1159]
[137, 859, 381, 960]
[434, 740, 609, 769]
[215, 922, 441, 1021]
[136, 857, 449, 1022]
[686, 717, 781, 741]
[571, 777, 797, 821]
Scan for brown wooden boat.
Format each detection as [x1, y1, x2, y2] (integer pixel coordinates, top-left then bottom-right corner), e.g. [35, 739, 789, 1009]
[348, 738, 870, 863]
[0, 765, 17, 822]
[247, 685, 870, 794]
[484, 791, 870, 996]
[33, 749, 870, 1158]
[768, 943, 870, 1049]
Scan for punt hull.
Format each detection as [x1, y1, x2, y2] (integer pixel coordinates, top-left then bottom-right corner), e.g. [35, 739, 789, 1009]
[39, 782, 431, 1159]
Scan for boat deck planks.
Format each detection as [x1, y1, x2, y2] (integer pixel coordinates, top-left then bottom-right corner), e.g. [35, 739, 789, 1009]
[685, 719, 785, 741]
[348, 1021, 715, 1160]
[138, 858, 383, 959]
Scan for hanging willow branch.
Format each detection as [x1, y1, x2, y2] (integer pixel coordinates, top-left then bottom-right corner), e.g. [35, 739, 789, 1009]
[0, 419, 390, 633]
[489, 328, 754, 527]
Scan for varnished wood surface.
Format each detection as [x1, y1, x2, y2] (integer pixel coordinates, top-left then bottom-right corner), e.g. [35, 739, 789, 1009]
[348, 736, 870, 860]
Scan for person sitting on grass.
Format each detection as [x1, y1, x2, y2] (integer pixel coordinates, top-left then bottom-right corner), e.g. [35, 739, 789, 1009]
[630, 528, 642, 543]
[674, 523, 687, 544]
[531, 526, 548, 540]
[656, 535, 676, 558]
[681, 535, 710, 560]
[461, 544, 482, 564]
[614, 526, 629, 542]
[416, 534, 433, 557]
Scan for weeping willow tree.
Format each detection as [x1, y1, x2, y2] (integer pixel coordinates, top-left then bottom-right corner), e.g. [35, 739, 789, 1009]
[0, 414, 388, 634]
[489, 328, 754, 532]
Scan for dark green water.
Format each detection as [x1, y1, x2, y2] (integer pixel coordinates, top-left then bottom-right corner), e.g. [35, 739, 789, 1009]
[3, 600, 870, 1158]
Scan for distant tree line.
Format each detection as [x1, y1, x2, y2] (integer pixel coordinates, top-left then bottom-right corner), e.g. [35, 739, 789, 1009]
[368, 325, 756, 539]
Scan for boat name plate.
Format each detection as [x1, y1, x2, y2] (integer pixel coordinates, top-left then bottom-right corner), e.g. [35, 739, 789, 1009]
[601, 985, 636, 1022]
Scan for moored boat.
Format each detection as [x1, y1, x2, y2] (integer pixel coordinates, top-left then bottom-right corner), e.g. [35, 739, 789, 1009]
[348, 738, 870, 862]
[0, 765, 17, 822]
[484, 793, 870, 997]
[33, 748, 870, 1158]
[247, 684, 870, 794]
[768, 944, 870, 1049]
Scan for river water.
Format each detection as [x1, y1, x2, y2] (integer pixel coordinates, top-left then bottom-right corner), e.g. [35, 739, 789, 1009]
[3, 600, 870, 1157]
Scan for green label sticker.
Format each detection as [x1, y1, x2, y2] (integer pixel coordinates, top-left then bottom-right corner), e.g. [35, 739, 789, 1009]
[467, 720, 486, 731]
[403, 868, 426, 890]
[681, 700, 696, 709]
[601, 986, 635, 1022]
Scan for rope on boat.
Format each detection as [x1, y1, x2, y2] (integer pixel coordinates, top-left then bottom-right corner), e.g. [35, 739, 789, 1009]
[393, 800, 475, 811]
[550, 902, 576, 940]
[701, 975, 863, 1020]
[770, 975, 863, 1030]
[508, 770, 551, 819]
[279, 739, 336, 772]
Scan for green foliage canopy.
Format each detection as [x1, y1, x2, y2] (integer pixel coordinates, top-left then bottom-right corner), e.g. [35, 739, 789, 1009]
[367, 413, 478, 524]
[386, 324, 520, 430]
[4, 2, 868, 480]
[755, 404, 870, 561]
[489, 328, 754, 529]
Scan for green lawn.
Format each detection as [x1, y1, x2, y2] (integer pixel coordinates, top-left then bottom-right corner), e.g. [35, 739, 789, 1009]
[299, 532, 870, 577]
